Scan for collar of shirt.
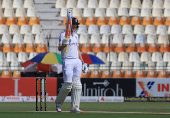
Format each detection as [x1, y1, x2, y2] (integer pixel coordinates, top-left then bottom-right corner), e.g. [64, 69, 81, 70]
[70, 32, 75, 37]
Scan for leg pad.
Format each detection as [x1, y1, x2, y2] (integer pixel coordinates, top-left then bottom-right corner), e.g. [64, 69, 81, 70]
[55, 82, 72, 105]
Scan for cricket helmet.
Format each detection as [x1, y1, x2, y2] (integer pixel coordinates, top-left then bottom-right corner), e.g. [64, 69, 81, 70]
[72, 17, 80, 28]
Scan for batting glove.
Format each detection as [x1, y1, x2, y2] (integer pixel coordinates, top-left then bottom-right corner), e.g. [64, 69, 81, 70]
[82, 63, 88, 74]
[62, 38, 71, 46]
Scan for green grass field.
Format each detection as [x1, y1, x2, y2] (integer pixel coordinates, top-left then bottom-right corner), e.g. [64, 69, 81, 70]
[0, 102, 170, 118]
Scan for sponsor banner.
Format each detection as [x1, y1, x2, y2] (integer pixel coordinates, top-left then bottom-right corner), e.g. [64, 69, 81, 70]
[124, 97, 148, 102]
[99, 97, 124, 102]
[22, 96, 37, 102]
[0, 96, 48, 102]
[22, 96, 48, 102]
[49, 96, 102, 102]
[0, 96, 123, 102]
[0, 77, 57, 96]
[0, 96, 22, 102]
[80, 96, 99, 102]
[47, 96, 98, 102]
[48, 96, 55, 102]
[57, 78, 136, 97]
[148, 97, 170, 102]
[125, 97, 170, 102]
[136, 78, 170, 97]
[2, 96, 170, 102]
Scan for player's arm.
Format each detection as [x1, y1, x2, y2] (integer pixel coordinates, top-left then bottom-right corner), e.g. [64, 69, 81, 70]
[78, 47, 88, 73]
[58, 33, 71, 51]
[78, 47, 83, 62]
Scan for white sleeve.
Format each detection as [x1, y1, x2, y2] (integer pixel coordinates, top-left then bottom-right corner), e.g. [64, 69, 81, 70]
[59, 33, 64, 44]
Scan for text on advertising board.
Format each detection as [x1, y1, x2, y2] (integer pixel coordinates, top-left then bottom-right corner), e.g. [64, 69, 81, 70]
[136, 78, 170, 97]
[57, 78, 136, 97]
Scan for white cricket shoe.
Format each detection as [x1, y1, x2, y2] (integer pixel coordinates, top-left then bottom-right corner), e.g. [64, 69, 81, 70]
[56, 104, 62, 112]
[70, 108, 83, 113]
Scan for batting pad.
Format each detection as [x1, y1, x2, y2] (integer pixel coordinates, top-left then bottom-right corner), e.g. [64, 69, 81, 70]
[70, 77, 82, 110]
[55, 82, 72, 105]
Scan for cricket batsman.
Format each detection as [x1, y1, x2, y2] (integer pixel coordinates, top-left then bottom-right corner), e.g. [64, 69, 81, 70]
[55, 17, 88, 113]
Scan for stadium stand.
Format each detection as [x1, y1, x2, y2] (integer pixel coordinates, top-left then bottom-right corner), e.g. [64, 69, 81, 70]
[0, 0, 170, 78]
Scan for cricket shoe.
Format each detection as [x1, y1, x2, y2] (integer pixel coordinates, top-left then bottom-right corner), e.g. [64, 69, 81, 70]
[56, 104, 62, 112]
[70, 108, 83, 113]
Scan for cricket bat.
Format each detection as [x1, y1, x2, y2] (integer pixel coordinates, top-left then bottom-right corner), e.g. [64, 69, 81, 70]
[65, 9, 73, 53]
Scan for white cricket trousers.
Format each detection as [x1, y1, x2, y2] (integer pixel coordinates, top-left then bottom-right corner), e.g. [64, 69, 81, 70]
[62, 58, 82, 82]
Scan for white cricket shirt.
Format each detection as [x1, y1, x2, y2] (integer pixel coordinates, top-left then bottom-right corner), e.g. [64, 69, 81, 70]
[59, 32, 79, 59]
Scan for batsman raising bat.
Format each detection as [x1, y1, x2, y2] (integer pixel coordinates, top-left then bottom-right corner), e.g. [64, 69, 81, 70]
[55, 9, 88, 113]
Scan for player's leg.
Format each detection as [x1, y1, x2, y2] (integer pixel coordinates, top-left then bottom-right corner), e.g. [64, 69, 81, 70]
[70, 77, 83, 113]
[70, 59, 83, 113]
[55, 59, 74, 112]
[56, 82, 72, 112]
